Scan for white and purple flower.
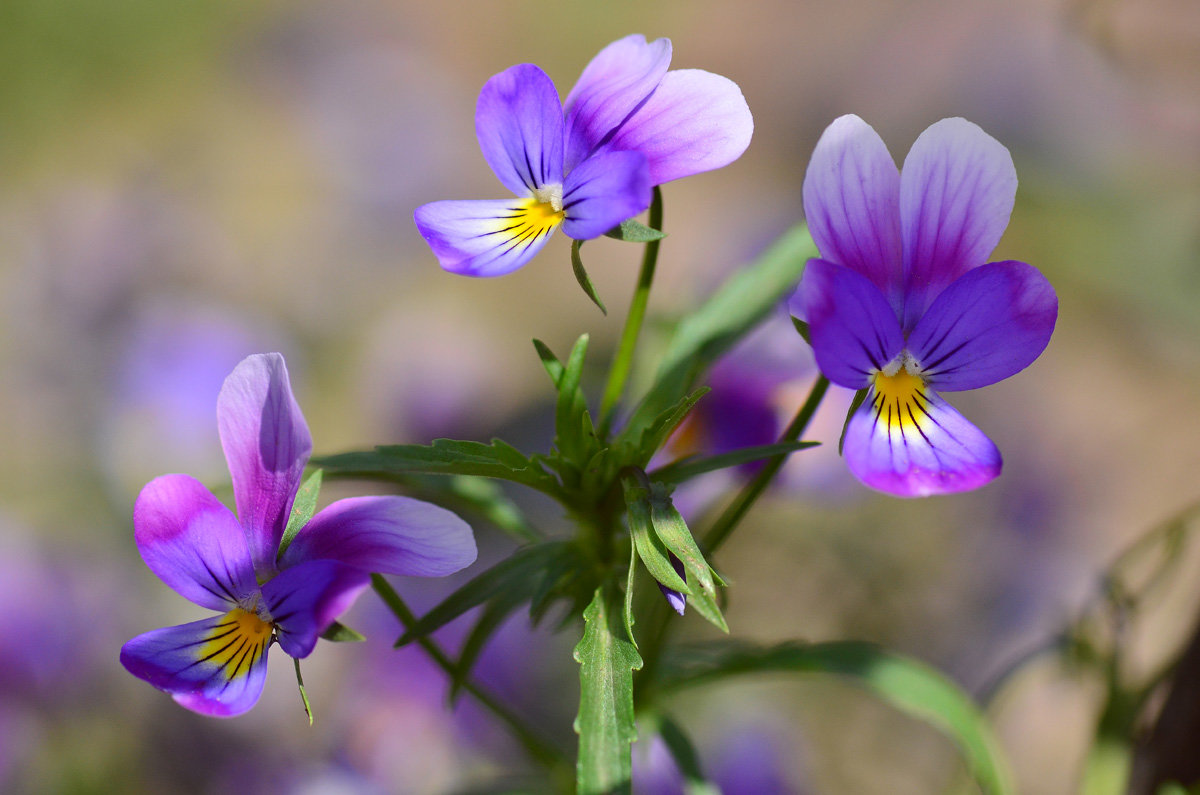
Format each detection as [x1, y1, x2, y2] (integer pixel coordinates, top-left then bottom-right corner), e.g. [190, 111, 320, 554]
[792, 115, 1058, 497]
[119, 353, 477, 717]
[414, 34, 753, 277]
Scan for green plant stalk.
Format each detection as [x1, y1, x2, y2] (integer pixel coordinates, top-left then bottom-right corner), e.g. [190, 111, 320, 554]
[599, 187, 664, 437]
[370, 574, 572, 783]
[702, 374, 830, 554]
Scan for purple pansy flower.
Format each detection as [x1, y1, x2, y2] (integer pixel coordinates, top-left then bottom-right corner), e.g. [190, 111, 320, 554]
[791, 115, 1057, 497]
[414, 34, 753, 277]
[120, 353, 477, 717]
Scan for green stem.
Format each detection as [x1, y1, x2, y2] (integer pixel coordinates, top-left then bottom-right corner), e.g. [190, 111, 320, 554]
[702, 374, 830, 555]
[370, 575, 572, 781]
[599, 187, 664, 436]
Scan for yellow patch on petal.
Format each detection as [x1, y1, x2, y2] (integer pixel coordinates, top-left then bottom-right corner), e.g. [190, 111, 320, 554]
[201, 608, 272, 681]
[871, 365, 932, 440]
[499, 197, 565, 247]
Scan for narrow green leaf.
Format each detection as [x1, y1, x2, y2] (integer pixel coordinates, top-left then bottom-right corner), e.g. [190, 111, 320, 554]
[659, 640, 1016, 795]
[791, 315, 812, 346]
[278, 469, 322, 558]
[839, 388, 869, 455]
[657, 715, 721, 795]
[604, 217, 668, 243]
[650, 440, 820, 484]
[451, 595, 525, 702]
[623, 541, 638, 647]
[630, 387, 709, 466]
[682, 566, 728, 634]
[555, 334, 591, 465]
[293, 657, 314, 726]
[571, 240, 608, 315]
[623, 475, 690, 595]
[320, 621, 365, 643]
[648, 487, 717, 599]
[532, 338, 565, 386]
[574, 586, 643, 795]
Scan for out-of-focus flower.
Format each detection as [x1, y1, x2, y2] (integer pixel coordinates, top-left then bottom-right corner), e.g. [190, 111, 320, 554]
[792, 115, 1057, 497]
[414, 34, 753, 277]
[120, 353, 477, 717]
[631, 721, 801, 794]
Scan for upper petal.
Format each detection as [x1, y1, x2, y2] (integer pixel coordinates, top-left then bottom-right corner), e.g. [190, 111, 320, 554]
[900, 117, 1017, 328]
[563, 34, 673, 173]
[604, 69, 753, 186]
[134, 474, 258, 611]
[909, 260, 1058, 391]
[120, 611, 271, 718]
[843, 383, 1001, 497]
[414, 198, 559, 277]
[791, 259, 904, 390]
[560, 149, 652, 240]
[280, 495, 477, 578]
[802, 114, 903, 301]
[218, 353, 312, 576]
[262, 560, 370, 659]
[475, 64, 565, 196]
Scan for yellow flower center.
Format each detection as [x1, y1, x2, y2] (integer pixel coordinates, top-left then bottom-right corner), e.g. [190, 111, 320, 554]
[200, 607, 272, 681]
[871, 363, 930, 436]
[507, 195, 565, 242]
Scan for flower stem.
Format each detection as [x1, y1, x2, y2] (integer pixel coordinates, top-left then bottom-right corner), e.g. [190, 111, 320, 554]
[370, 574, 571, 780]
[702, 374, 830, 555]
[599, 187, 664, 437]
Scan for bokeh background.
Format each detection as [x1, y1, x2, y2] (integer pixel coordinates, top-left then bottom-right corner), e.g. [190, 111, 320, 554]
[2, 1, 1199, 793]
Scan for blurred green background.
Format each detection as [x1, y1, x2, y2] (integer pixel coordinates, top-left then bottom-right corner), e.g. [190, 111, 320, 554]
[2, 1, 1199, 793]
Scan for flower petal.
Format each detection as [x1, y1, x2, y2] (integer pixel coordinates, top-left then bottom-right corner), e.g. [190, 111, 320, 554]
[791, 259, 904, 390]
[414, 198, 559, 277]
[604, 69, 753, 186]
[563, 34, 672, 173]
[134, 474, 258, 611]
[803, 114, 904, 303]
[909, 261, 1058, 391]
[900, 117, 1017, 328]
[658, 554, 688, 616]
[280, 495, 477, 577]
[843, 383, 1001, 497]
[560, 149, 652, 240]
[218, 353, 312, 576]
[475, 64, 565, 197]
[262, 560, 370, 659]
[120, 611, 271, 718]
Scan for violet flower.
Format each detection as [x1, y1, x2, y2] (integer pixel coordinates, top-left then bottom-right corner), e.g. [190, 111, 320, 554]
[414, 34, 752, 277]
[792, 115, 1057, 497]
[120, 353, 477, 717]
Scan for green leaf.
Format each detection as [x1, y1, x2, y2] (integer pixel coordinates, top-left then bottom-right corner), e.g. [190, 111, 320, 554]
[623, 475, 690, 595]
[532, 338, 565, 386]
[315, 438, 565, 500]
[650, 440, 820, 484]
[604, 217, 667, 243]
[627, 387, 709, 467]
[659, 640, 1016, 795]
[623, 541, 638, 647]
[624, 225, 817, 441]
[571, 240, 607, 315]
[648, 487, 717, 600]
[451, 595, 526, 702]
[278, 469, 322, 558]
[791, 315, 812, 346]
[840, 388, 869, 455]
[681, 566, 728, 634]
[656, 715, 721, 795]
[320, 621, 365, 643]
[554, 334, 594, 468]
[574, 586, 643, 795]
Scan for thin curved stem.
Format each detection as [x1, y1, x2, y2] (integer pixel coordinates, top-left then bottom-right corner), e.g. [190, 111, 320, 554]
[599, 187, 664, 437]
[370, 575, 572, 782]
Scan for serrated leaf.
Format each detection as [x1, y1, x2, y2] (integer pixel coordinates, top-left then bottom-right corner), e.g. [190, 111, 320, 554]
[320, 621, 366, 643]
[624, 225, 817, 441]
[623, 476, 690, 595]
[659, 640, 1016, 795]
[315, 438, 565, 500]
[648, 488, 717, 600]
[682, 566, 728, 633]
[574, 586, 643, 795]
[791, 315, 812, 346]
[604, 217, 668, 243]
[650, 440, 820, 484]
[278, 469, 322, 558]
[571, 240, 607, 315]
[840, 388, 869, 455]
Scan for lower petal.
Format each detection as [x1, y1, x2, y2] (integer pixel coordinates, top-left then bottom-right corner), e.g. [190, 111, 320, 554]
[560, 150, 651, 240]
[414, 198, 560, 277]
[263, 560, 370, 659]
[842, 384, 1000, 497]
[120, 611, 271, 718]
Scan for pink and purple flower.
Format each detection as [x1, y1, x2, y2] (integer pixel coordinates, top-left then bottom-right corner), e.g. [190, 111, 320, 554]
[414, 34, 753, 277]
[119, 353, 477, 717]
[792, 115, 1058, 497]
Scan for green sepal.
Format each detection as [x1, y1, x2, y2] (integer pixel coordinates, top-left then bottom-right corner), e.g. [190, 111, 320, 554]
[658, 640, 1016, 795]
[791, 315, 812, 346]
[570, 240, 607, 315]
[574, 585, 643, 795]
[622, 474, 690, 595]
[650, 440, 820, 484]
[320, 621, 365, 643]
[604, 218, 667, 243]
[839, 388, 869, 455]
[278, 468, 322, 559]
[293, 657, 314, 726]
[682, 566, 728, 634]
[648, 486, 718, 600]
